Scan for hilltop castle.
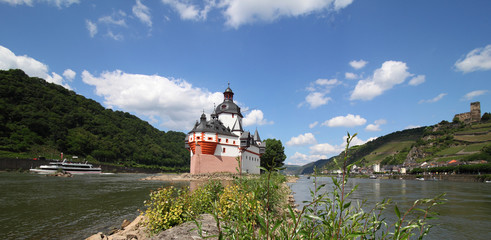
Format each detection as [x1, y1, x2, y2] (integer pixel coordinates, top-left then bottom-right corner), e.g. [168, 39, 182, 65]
[454, 102, 481, 123]
[185, 85, 265, 174]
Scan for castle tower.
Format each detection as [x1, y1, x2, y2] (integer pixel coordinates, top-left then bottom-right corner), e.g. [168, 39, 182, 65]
[185, 84, 264, 174]
[214, 84, 243, 133]
[470, 102, 481, 123]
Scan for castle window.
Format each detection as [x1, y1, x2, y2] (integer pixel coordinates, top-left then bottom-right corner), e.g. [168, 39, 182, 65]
[226, 139, 229, 143]
[197, 137, 200, 140]
[232, 114, 234, 118]
[233, 141, 236, 144]
[223, 148, 226, 153]
[218, 138, 221, 142]
[208, 137, 213, 140]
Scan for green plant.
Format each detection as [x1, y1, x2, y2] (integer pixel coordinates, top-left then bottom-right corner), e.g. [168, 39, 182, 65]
[195, 132, 446, 240]
[143, 180, 224, 234]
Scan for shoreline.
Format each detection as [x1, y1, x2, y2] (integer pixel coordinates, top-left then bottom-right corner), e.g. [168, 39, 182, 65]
[86, 174, 299, 240]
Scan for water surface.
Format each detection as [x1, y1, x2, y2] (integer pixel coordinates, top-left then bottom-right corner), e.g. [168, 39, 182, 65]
[290, 176, 491, 240]
[0, 172, 183, 239]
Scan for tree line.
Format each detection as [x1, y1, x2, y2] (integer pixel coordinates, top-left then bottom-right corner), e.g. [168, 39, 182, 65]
[0, 69, 189, 172]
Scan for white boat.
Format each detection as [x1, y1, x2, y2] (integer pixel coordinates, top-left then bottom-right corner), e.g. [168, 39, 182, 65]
[30, 159, 102, 174]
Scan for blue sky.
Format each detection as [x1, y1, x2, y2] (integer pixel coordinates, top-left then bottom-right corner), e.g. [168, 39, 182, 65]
[1, 0, 490, 165]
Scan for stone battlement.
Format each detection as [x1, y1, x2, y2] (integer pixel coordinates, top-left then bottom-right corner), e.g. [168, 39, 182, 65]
[454, 102, 481, 123]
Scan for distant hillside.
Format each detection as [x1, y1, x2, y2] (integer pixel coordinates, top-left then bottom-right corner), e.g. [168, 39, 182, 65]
[0, 69, 189, 172]
[281, 164, 302, 175]
[296, 158, 333, 175]
[296, 119, 491, 174]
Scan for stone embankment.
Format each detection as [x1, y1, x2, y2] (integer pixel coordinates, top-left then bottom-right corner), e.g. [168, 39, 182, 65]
[86, 173, 299, 240]
[141, 172, 251, 181]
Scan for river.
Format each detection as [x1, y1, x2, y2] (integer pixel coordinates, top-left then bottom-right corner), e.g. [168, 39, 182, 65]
[289, 176, 491, 240]
[0, 172, 183, 240]
[1, 173, 490, 239]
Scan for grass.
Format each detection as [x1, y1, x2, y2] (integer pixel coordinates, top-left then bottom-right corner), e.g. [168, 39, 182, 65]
[364, 141, 414, 163]
[463, 143, 488, 152]
[435, 145, 465, 156]
[454, 132, 491, 142]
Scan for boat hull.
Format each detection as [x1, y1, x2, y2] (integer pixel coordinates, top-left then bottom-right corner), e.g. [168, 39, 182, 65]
[30, 160, 102, 174]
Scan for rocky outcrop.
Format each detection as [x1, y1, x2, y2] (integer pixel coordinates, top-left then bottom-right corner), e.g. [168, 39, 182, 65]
[405, 146, 426, 165]
[86, 215, 148, 240]
[150, 214, 218, 240]
[86, 214, 219, 240]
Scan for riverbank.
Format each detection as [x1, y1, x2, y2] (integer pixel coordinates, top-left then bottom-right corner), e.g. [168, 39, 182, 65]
[0, 158, 166, 174]
[86, 174, 298, 240]
[318, 173, 491, 182]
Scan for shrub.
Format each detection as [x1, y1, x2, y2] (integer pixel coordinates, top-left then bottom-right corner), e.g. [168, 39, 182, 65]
[195, 133, 446, 240]
[143, 180, 224, 234]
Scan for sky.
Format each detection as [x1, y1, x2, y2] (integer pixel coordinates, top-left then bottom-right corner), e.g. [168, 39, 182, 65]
[1, 0, 490, 166]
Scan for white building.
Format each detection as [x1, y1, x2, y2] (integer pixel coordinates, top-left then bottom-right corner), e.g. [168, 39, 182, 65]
[185, 85, 265, 174]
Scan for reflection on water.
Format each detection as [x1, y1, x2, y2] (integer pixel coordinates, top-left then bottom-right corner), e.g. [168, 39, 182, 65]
[0, 172, 186, 240]
[289, 176, 491, 240]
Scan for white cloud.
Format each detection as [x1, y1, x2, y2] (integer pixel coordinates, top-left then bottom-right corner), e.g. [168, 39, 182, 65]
[286, 133, 317, 146]
[0, 45, 71, 88]
[305, 92, 332, 109]
[288, 152, 327, 166]
[408, 75, 425, 86]
[350, 61, 416, 101]
[85, 20, 98, 37]
[322, 114, 367, 127]
[1, 0, 79, 8]
[455, 44, 491, 73]
[161, 0, 353, 28]
[222, 0, 354, 28]
[310, 135, 371, 155]
[106, 31, 124, 41]
[161, 0, 209, 20]
[333, 0, 354, 11]
[243, 109, 274, 126]
[462, 90, 488, 101]
[99, 14, 127, 27]
[81, 70, 225, 131]
[301, 78, 340, 109]
[365, 124, 380, 131]
[289, 133, 373, 165]
[365, 119, 387, 132]
[309, 121, 318, 129]
[133, 0, 152, 27]
[62, 69, 76, 81]
[349, 59, 368, 69]
[405, 125, 421, 130]
[418, 93, 447, 104]
[310, 142, 342, 155]
[345, 72, 358, 79]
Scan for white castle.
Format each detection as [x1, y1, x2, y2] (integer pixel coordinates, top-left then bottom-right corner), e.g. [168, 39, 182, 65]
[185, 85, 265, 174]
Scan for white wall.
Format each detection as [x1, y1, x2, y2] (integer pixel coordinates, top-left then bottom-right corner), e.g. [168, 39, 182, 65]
[241, 145, 261, 174]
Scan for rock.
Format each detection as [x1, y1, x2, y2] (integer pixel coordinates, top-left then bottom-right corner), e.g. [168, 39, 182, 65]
[86, 232, 108, 240]
[150, 214, 218, 240]
[121, 219, 131, 229]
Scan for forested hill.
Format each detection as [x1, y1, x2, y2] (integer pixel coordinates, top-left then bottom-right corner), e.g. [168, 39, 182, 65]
[0, 69, 189, 172]
[296, 116, 491, 174]
[295, 127, 427, 174]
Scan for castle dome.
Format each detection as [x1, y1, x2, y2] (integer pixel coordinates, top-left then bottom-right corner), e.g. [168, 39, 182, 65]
[215, 84, 243, 117]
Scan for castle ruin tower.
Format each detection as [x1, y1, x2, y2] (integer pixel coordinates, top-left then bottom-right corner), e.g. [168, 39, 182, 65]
[470, 102, 481, 123]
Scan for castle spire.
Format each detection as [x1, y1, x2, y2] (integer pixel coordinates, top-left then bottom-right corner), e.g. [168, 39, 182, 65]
[224, 83, 234, 101]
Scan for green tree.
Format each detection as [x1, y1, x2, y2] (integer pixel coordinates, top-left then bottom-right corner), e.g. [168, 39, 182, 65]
[482, 112, 491, 122]
[260, 138, 286, 171]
